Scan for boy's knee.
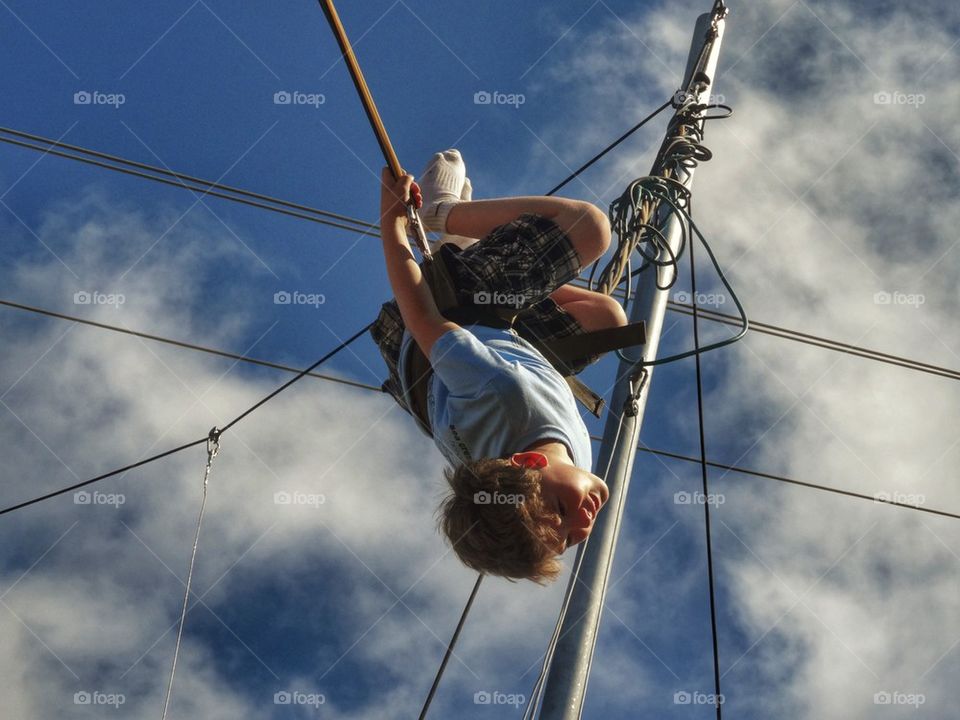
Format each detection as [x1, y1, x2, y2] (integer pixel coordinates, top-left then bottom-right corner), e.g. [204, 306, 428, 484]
[561, 201, 611, 265]
[598, 294, 628, 328]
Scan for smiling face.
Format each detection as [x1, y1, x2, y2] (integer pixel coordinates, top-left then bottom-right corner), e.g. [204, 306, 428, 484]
[511, 451, 609, 553]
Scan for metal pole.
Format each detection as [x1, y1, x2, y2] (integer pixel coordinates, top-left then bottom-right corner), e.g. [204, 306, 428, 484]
[538, 6, 728, 718]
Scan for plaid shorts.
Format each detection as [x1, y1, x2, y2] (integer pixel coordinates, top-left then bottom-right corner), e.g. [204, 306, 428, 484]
[370, 212, 590, 407]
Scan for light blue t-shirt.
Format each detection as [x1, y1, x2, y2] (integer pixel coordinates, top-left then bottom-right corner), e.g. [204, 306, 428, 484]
[398, 325, 593, 470]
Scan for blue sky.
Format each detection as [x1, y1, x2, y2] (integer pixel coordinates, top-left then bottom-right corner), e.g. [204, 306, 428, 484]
[1, 1, 959, 718]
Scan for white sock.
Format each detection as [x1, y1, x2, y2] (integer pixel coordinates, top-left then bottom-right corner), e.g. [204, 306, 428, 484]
[417, 149, 465, 234]
[431, 176, 477, 252]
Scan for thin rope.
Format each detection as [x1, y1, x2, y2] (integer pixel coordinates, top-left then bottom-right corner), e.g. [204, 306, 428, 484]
[544, 99, 674, 197]
[664, 300, 960, 382]
[690, 211, 723, 719]
[0, 127, 377, 234]
[0, 300, 381, 392]
[6, 117, 956, 379]
[418, 573, 484, 719]
[627, 445, 960, 521]
[0, 437, 208, 517]
[0, 324, 371, 516]
[5, 293, 959, 385]
[160, 428, 220, 720]
[219, 323, 371, 434]
[8, 116, 957, 378]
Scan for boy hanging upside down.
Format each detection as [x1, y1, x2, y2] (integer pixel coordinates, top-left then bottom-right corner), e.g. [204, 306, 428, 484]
[371, 150, 627, 583]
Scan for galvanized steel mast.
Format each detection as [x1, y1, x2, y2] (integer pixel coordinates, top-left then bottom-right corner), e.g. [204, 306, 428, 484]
[538, 4, 729, 718]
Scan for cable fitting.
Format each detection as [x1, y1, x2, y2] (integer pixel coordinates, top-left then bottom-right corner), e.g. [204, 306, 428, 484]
[206, 426, 221, 458]
[624, 368, 648, 417]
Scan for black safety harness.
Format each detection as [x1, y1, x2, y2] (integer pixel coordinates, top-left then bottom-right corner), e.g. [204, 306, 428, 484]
[391, 245, 647, 438]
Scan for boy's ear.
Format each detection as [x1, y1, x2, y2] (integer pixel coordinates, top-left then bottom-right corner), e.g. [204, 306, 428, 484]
[510, 452, 548, 469]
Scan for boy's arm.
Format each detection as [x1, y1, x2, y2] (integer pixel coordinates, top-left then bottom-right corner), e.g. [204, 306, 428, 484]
[380, 168, 460, 358]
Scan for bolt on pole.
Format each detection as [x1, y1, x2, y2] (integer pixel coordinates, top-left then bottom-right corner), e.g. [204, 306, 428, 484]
[538, 5, 729, 719]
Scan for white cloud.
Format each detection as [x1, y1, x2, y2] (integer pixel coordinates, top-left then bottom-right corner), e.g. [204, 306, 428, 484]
[0, 187, 586, 718]
[3, 1, 959, 717]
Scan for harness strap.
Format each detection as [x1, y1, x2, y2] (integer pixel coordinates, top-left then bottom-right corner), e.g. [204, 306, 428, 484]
[523, 322, 647, 375]
[404, 341, 435, 438]
[399, 246, 646, 437]
[565, 376, 606, 417]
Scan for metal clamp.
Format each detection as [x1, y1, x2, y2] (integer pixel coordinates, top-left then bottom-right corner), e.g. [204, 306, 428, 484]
[206, 426, 221, 460]
[624, 368, 649, 417]
[406, 205, 433, 262]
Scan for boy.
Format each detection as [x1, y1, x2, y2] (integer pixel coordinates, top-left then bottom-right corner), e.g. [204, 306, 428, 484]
[371, 150, 626, 583]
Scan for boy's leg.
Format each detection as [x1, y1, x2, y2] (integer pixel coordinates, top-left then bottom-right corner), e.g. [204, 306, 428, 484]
[445, 197, 611, 268]
[549, 284, 628, 331]
[430, 177, 476, 252]
[416, 149, 610, 266]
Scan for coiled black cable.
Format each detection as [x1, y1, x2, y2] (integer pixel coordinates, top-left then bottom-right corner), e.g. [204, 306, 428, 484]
[586, 91, 747, 367]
